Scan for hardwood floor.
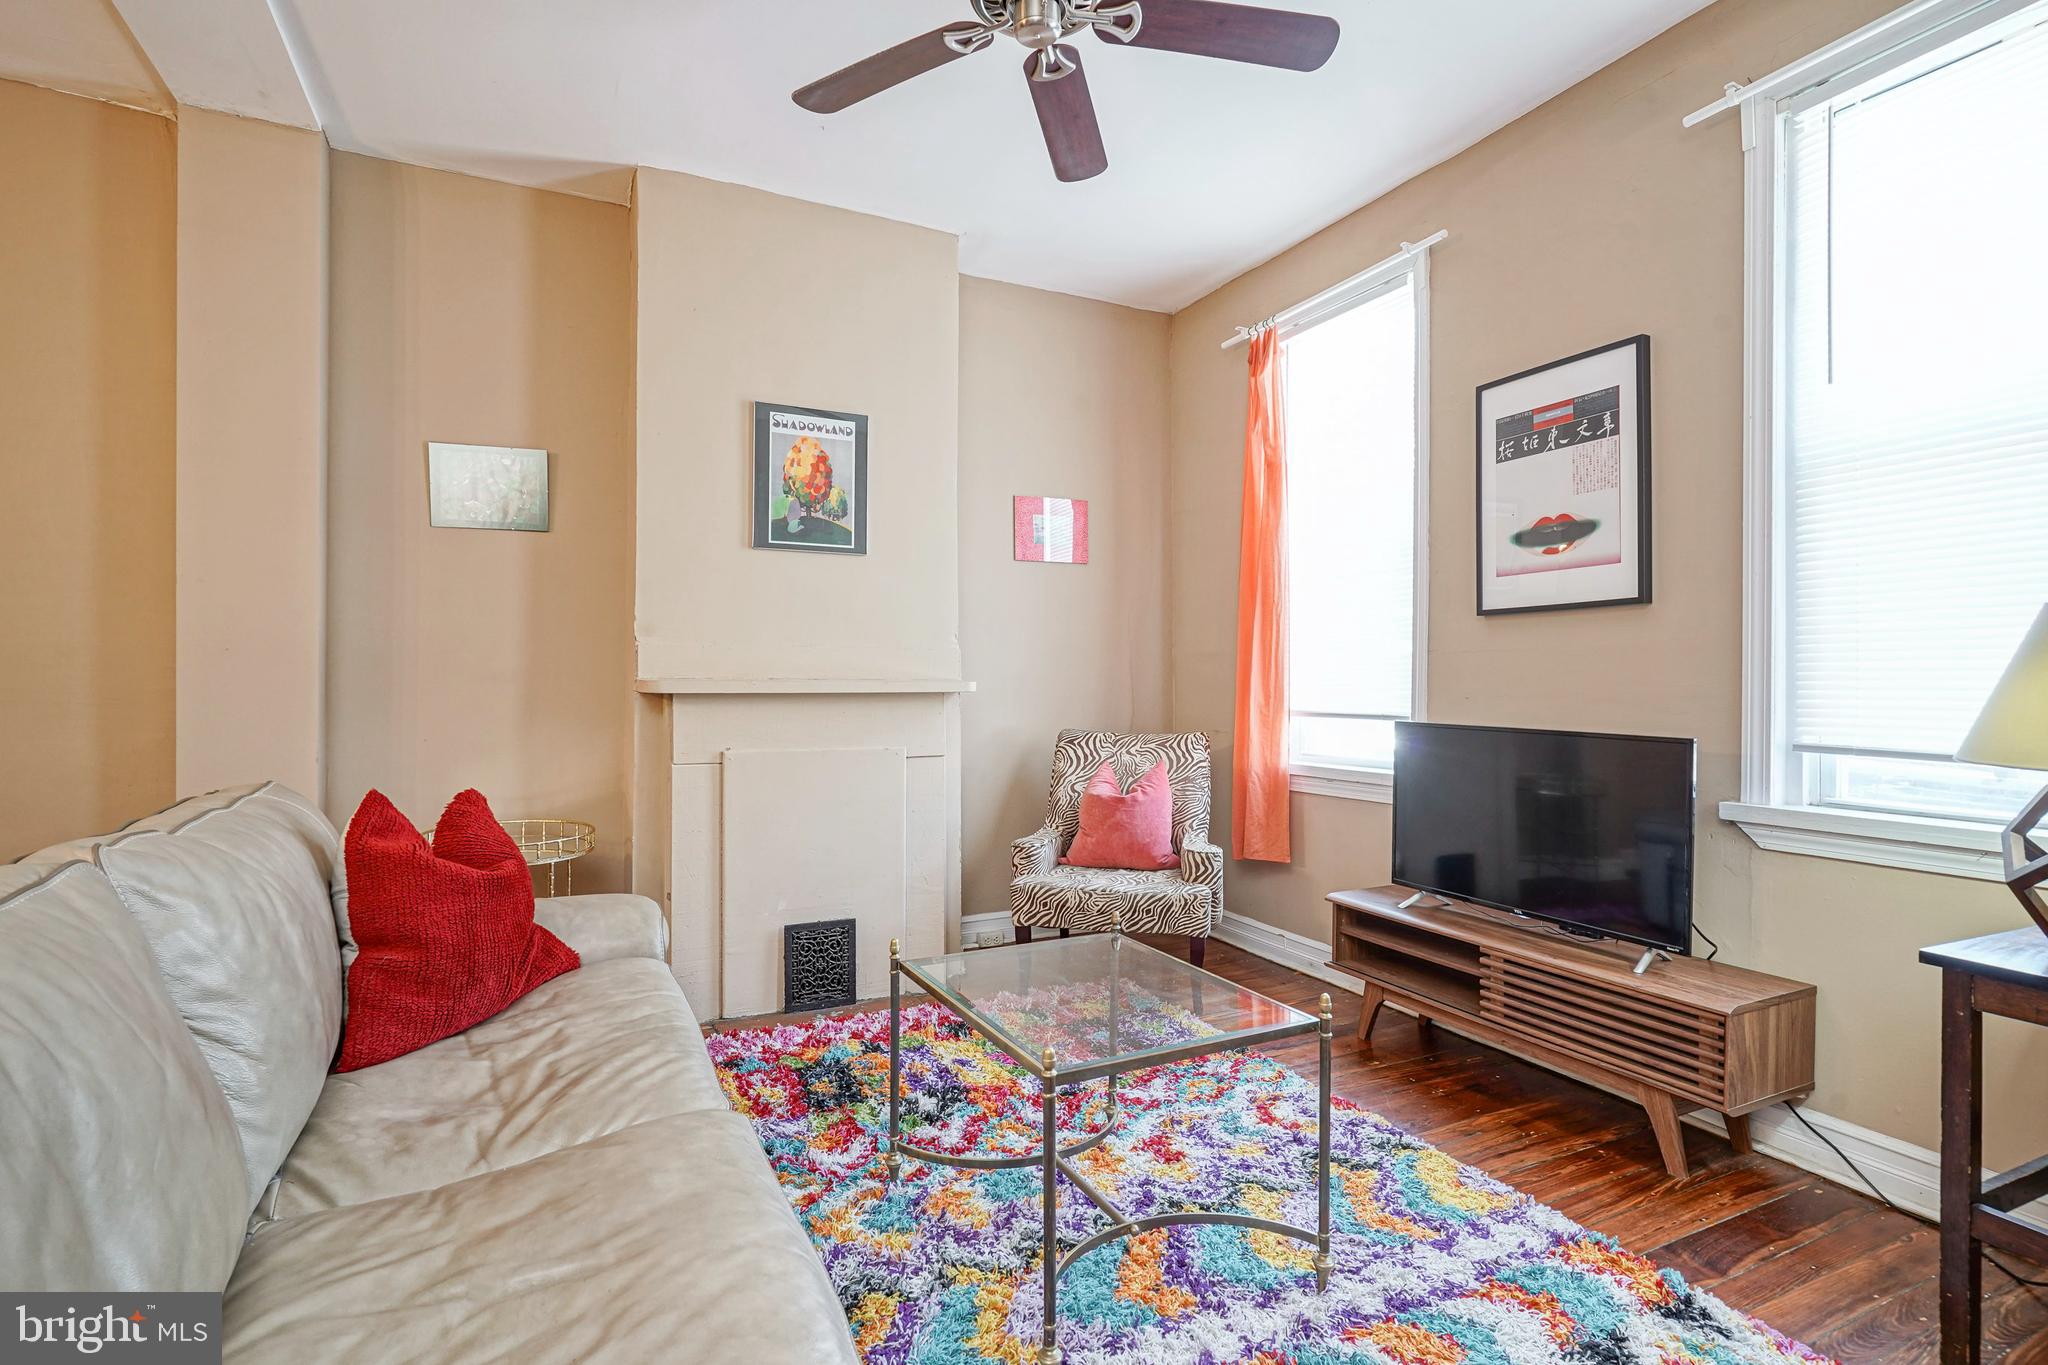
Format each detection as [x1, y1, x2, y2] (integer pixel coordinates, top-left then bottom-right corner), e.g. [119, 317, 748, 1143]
[712, 935, 2048, 1361]
[1181, 939, 2048, 1364]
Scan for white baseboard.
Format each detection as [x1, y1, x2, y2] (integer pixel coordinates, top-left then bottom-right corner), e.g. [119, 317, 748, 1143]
[958, 908, 1366, 1001]
[959, 907, 2043, 1226]
[1210, 909, 1368, 996]
[1680, 1105, 1941, 1219]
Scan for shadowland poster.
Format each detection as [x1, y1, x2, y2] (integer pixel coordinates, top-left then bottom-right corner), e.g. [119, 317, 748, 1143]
[752, 401, 869, 555]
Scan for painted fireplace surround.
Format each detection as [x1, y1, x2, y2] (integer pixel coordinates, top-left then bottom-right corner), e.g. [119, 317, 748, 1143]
[638, 677, 971, 1021]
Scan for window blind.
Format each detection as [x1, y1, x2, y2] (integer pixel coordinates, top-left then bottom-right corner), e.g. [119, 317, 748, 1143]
[1284, 276, 1416, 759]
[1780, 11, 2048, 761]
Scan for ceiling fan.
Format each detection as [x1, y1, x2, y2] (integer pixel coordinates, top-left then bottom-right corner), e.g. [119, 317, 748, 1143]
[792, 0, 1341, 183]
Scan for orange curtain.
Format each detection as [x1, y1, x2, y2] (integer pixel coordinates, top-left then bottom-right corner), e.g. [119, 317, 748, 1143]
[1232, 330, 1291, 864]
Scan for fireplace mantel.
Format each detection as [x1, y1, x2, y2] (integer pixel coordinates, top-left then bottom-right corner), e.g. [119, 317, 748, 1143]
[636, 676, 975, 695]
[648, 679, 967, 1019]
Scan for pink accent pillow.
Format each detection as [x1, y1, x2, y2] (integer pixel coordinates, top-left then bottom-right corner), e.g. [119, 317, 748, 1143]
[1061, 760, 1179, 871]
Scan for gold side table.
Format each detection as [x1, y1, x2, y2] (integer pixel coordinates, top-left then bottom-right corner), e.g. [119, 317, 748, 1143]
[502, 818, 595, 895]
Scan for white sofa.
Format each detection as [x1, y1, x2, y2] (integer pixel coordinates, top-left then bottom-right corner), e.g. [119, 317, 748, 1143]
[0, 782, 857, 1363]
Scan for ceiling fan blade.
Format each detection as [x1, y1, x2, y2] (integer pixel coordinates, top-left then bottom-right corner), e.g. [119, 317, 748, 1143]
[1099, 0, 1339, 72]
[1026, 46, 1109, 183]
[794, 28, 981, 114]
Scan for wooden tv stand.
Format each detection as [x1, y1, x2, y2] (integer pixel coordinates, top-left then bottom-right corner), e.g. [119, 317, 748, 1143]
[1328, 887, 1815, 1178]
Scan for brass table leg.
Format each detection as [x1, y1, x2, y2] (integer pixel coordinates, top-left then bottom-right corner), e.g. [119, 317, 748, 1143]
[1040, 1045, 1062, 1365]
[1108, 935, 1120, 1120]
[886, 938, 902, 1182]
[1316, 992, 1334, 1293]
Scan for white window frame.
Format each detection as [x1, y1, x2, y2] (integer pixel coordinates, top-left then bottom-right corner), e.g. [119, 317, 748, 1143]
[1707, 0, 2041, 880]
[1271, 241, 1435, 805]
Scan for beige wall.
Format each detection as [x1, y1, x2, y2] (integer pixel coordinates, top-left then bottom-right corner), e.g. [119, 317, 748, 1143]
[631, 169, 962, 684]
[176, 108, 328, 800]
[958, 278, 1171, 924]
[324, 152, 634, 890]
[7, 0, 2028, 1162]
[0, 79, 175, 859]
[1166, 0, 2047, 1162]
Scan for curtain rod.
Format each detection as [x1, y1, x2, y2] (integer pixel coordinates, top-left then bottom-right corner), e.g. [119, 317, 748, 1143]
[1222, 230, 1447, 351]
[1681, 0, 2025, 128]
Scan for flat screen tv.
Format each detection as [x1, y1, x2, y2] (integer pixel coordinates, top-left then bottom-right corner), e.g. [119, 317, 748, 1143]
[1392, 721, 1696, 954]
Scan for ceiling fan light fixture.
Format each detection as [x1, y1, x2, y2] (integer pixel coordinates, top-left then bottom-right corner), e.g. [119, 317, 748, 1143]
[791, 0, 1341, 181]
[1013, 0, 1062, 49]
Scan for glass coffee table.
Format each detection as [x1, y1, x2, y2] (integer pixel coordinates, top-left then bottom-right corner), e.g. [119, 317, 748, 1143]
[887, 931, 1334, 1365]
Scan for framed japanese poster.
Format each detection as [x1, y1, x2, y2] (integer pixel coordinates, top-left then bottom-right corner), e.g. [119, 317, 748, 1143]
[1475, 335, 1651, 615]
[751, 401, 868, 555]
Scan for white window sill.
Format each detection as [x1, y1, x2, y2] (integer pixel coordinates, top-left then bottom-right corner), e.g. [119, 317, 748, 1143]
[1290, 763, 1393, 804]
[1718, 800, 2007, 881]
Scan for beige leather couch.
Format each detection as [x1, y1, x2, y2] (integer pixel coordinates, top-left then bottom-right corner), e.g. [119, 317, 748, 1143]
[0, 782, 858, 1364]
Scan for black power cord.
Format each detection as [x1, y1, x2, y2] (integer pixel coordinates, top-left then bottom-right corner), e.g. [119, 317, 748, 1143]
[1517, 915, 2035, 1284]
[1783, 1102, 2048, 1289]
[1475, 914, 2035, 1283]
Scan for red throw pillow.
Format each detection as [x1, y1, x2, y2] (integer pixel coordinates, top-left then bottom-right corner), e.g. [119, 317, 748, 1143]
[337, 789, 579, 1072]
[1061, 760, 1180, 871]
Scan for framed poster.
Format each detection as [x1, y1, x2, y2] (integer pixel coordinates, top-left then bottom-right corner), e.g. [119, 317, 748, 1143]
[426, 443, 550, 532]
[752, 401, 868, 555]
[1012, 496, 1089, 564]
[1475, 335, 1650, 615]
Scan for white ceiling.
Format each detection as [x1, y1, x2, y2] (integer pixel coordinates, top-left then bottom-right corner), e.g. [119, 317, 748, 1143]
[0, 0, 169, 114]
[10, 0, 1719, 311]
[109, 0, 315, 129]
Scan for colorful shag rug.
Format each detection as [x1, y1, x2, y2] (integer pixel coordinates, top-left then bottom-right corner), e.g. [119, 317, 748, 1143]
[707, 1003, 1833, 1365]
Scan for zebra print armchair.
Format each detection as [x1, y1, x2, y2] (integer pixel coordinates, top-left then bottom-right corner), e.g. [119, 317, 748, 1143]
[1009, 729, 1223, 966]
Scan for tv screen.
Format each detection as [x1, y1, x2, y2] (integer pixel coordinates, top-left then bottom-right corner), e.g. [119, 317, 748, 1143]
[1392, 722, 1696, 953]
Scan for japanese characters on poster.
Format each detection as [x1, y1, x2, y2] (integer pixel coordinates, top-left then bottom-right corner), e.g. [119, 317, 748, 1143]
[1476, 337, 1650, 613]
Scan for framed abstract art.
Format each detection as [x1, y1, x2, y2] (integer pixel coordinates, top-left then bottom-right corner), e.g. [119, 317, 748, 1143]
[1012, 495, 1089, 564]
[1475, 335, 1651, 615]
[426, 443, 550, 532]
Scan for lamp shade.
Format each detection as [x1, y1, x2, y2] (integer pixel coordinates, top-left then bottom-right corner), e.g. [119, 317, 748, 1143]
[1957, 605, 2048, 772]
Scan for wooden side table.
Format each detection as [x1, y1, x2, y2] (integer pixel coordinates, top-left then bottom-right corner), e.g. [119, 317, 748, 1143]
[1920, 928, 2048, 1365]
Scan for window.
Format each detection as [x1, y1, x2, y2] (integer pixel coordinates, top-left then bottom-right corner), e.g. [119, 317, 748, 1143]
[1721, 0, 2048, 873]
[1281, 261, 1428, 799]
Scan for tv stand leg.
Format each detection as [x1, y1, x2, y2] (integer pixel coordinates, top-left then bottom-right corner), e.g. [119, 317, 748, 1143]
[1640, 1087, 1689, 1179]
[1726, 1111, 1753, 1155]
[1632, 947, 1672, 975]
[1357, 983, 1387, 1043]
[1397, 892, 1450, 911]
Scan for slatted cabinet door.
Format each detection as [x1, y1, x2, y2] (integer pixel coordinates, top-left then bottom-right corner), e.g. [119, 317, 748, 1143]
[1480, 952, 1729, 1107]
